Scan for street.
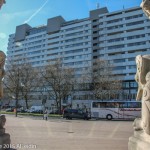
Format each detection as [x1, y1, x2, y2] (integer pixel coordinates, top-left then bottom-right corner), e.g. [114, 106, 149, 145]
[5, 115, 133, 150]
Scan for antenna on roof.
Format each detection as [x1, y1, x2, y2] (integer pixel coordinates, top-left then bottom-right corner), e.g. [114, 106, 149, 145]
[96, 3, 100, 9]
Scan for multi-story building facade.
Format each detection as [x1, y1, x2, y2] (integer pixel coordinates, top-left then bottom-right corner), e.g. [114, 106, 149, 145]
[6, 6, 150, 107]
[94, 6, 150, 100]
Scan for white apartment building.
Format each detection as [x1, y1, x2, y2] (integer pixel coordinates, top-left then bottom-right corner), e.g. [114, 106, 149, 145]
[7, 17, 92, 75]
[92, 6, 150, 100]
[6, 6, 150, 107]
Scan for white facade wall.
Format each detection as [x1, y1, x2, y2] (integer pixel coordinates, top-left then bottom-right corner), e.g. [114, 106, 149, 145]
[7, 6, 150, 105]
[97, 6, 150, 100]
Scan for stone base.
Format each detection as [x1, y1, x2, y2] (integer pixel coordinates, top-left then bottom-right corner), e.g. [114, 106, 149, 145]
[0, 133, 11, 150]
[128, 130, 150, 150]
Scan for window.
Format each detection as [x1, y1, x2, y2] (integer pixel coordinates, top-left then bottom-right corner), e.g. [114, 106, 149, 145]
[48, 36, 59, 40]
[128, 102, 141, 108]
[74, 61, 83, 65]
[125, 8, 141, 13]
[108, 38, 124, 43]
[128, 49, 146, 53]
[65, 37, 83, 42]
[113, 66, 126, 70]
[65, 49, 83, 54]
[129, 65, 136, 69]
[107, 25, 123, 30]
[127, 34, 145, 40]
[106, 12, 122, 17]
[125, 14, 143, 20]
[106, 102, 119, 108]
[113, 59, 125, 63]
[126, 21, 144, 26]
[65, 25, 83, 31]
[93, 25, 97, 28]
[93, 19, 98, 22]
[107, 31, 123, 36]
[93, 31, 98, 34]
[64, 56, 74, 60]
[65, 43, 83, 48]
[128, 58, 135, 61]
[108, 44, 124, 50]
[107, 18, 122, 24]
[119, 102, 128, 108]
[48, 42, 59, 45]
[64, 62, 74, 66]
[65, 31, 83, 37]
[126, 27, 144, 33]
[127, 42, 146, 47]
[93, 43, 98, 46]
[28, 27, 46, 35]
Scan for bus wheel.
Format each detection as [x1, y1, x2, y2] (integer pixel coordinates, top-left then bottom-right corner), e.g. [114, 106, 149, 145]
[106, 114, 113, 120]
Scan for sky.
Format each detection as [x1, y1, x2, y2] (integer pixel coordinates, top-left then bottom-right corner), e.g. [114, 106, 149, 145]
[0, 0, 142, 54]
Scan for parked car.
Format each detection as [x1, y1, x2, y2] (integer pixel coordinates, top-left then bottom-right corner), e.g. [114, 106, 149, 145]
[49, 109, 59, 114]
[5, 107, 14, 112]
[5, 107, 23, 112]
[28, 106, 43, 114]
[63, 109, 91, 120]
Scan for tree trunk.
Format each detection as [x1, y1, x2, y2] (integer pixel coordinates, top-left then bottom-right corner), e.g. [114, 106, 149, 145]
[59, 99, 62, 115]
[15, 99, 18, 117]
[25, 95, 29, 109]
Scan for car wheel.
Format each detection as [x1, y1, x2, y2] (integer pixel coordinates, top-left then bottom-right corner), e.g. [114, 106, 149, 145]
[66, 116, 69, 120]
[106, 114, 113, 120]
[68, 117, 72, 120]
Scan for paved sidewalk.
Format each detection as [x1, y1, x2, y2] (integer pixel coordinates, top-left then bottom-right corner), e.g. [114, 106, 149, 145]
[5, 115, 133, 150]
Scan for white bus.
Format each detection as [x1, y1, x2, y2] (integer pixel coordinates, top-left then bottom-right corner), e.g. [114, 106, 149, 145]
[91, 101, 141, 120]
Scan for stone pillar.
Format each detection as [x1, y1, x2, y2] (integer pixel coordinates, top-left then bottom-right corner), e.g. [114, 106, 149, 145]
[0, 0, 6, 10]
[128, 55, 150, 150]
[128, 130, 150, 150]
[0, 115, 10, 150]
[0, 51, 11, 150]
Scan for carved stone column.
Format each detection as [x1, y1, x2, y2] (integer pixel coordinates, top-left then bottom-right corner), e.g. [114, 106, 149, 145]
[0, 51, 11, 150]
[0, 115, 10, 150]
[0, 0, 6, 10]
[128, 55, 150, 150]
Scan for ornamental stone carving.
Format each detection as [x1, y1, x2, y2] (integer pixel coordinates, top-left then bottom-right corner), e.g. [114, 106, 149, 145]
[134, 55, 150, 135]
[141, 0, 150, 18]
[128, 55, 150, 150]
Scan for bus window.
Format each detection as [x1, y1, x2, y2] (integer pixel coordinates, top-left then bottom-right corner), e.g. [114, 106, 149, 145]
[128, 102, 141, 108]
[100, 102, 106, 108]
[114, 102, 119, 108]
[107, 102, 119, 108]
[119, 102, 128, 108]
[93, 102, 98, 108]
[105, 102, 110, 108]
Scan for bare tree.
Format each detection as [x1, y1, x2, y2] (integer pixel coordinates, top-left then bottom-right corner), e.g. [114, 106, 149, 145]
[41, 60, 75, 114]
[19, 62, 38, 109]
[4, 58, 39, 116]
[92, 59, 122, 100]
[4, 62, 22, 117]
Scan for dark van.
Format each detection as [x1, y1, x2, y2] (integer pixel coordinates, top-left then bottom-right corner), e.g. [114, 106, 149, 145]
[63, 109, 91, 120]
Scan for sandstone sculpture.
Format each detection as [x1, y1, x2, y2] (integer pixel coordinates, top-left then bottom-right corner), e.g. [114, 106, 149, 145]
[0, 51, 6, 98]
[0, 0, 6, 10]
[128, 56, 150, 150]
[134, 55, 150, 135]
[0, 51, 11, 150]
[128, 1, 150, 149]
[141, 0, 150, 18]
[0, 115, 6, 130]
